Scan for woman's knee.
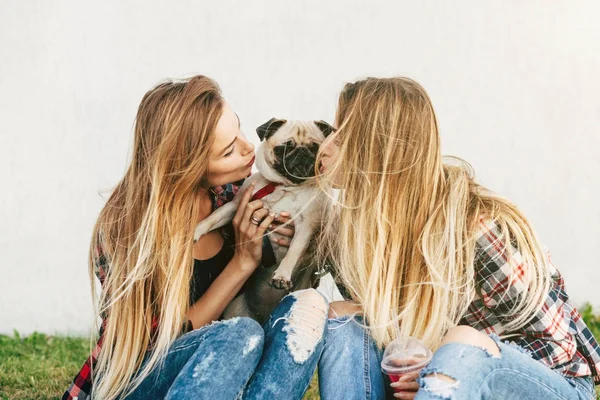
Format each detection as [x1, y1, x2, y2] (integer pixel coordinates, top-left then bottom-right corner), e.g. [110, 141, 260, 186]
[278, 288, 329, 363]
[211, 317, 265, 353]
[213, 318, 264, 366]
[293, 287, 329, 308]
[327, 300, 361, 319]
[226, 317, 264, 337]
[417, 326, 501, 390]
[440, 325, 500, 357]
[290, 289, 329, 328]
[283, 288, 329, 320]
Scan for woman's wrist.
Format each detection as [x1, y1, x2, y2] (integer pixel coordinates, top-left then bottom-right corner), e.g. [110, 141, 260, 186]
[229, 253, 258, 276]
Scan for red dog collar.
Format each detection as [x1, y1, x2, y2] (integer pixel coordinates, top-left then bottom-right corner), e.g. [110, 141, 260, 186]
[251, 182, 281, 201]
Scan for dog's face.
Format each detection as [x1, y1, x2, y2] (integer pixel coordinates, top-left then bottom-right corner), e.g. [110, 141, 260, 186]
[254, 118, 335, 185]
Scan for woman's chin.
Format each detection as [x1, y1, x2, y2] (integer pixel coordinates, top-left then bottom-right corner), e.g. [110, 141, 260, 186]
[235, 166, 254, 181]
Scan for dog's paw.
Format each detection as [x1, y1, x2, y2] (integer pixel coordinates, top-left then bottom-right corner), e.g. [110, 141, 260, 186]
[193, 223, 209, 242]
[269, 276, 294, 291]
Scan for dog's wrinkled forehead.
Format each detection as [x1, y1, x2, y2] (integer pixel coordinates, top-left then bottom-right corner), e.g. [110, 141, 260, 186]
[256, 118, 334, 143]
[256, 118, 335, 184]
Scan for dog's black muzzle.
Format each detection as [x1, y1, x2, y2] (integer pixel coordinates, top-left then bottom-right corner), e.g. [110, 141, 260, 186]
[273, 143, 319, 185]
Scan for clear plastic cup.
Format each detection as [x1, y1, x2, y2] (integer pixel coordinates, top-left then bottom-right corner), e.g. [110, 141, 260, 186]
[380, 336, 432, 392]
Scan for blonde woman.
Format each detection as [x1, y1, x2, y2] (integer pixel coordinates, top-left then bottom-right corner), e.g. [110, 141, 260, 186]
[63, 75, 329, 400]
[315, 77, 599, 399]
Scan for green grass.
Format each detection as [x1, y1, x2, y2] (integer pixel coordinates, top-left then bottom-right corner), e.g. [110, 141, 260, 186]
[580, 304, 600, 399]
[0, 331, 90, 400]
[0, 330, 319, 400]
[581, 303, 600, 341]
[2, 305, 599, 399]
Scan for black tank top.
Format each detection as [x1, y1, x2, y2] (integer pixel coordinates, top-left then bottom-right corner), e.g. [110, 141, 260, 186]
[189, 223, 276, 305]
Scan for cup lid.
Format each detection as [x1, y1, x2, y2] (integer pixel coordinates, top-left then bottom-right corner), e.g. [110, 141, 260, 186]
[380, 336, 432, 374]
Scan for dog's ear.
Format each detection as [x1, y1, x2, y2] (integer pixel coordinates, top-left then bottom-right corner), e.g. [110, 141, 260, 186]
[256, 118, 287, 141]
[314, 120, 335, 137]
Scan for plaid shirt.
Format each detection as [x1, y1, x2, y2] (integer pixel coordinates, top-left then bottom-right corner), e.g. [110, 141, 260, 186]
[62, 182, 242, 400]
[459, 217, 600, 385]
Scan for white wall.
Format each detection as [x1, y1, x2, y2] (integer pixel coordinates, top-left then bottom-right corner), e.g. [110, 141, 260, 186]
[1, 0, 599, 336]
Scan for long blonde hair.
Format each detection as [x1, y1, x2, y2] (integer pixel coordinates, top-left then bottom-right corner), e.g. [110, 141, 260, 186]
[90, 76, 223, 399]
[317, 77, 551, 351]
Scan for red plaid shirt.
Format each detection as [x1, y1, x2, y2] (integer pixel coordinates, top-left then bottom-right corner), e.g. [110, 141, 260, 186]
[459, 217, 600, 385]
[62, 182, 242, 400]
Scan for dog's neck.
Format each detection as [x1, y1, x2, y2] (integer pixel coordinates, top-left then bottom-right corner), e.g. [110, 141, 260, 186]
[257, 164, 290, 185]
[251, 182, 281, 201]
[252, 176, 321, 200]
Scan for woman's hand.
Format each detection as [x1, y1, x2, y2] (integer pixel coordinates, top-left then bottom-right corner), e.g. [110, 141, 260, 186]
[232, 182, 275, 272]
[390, 371, 421, 399]
[268, 211, 295, 247]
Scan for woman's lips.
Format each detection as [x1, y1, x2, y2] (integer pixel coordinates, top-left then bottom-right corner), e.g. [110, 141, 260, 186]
[246, 156, 255, 168]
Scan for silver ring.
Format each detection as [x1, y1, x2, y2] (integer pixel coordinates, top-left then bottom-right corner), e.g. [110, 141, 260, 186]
[251, 217, 261, 225]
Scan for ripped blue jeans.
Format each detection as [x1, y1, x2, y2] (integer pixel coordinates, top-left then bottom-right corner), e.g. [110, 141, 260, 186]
[120, 288, 329, 400]
[414, 334, 596, 400]
[318, 317, 596, 400]
[318, 315, 390, 400]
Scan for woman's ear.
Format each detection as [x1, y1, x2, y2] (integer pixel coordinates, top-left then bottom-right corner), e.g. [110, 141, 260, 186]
[314, 120, 335, 137]
[256, 118, 287, 141]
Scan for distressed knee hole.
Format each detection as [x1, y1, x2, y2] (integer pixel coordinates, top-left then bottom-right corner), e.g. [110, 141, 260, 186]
[419, 370, 460, 399]
[424, 372, 456, 384]
[475, 342, 501, 358]
[272, 289, 328, 364]
[443, 326, 501, 358]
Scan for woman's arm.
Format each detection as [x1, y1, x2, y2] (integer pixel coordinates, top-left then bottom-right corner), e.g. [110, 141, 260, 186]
[186, 182, 274, 330]
[186, 255, 256, 329]
[472, 218, 577, 368]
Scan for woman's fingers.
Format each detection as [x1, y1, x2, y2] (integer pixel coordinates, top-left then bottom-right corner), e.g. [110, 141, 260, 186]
[274, 212, 294, 225]
[239, 199, 265, 234]
[232, 182, 256, 227]
[269, 224, 295, 238]
[391, 370, 421, 397]
[273, 238, 291, 247]
[399, 371, 421, 382]
[269, 211, 295, 238]
[393, 392, 416, 399]
[254, 212, 276, 239]
[391, 380, 420, 391]
[249, 208, 270, 234]
[252, 208, 270, 222]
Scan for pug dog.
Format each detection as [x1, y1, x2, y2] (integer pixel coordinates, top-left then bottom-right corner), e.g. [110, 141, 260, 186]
[193, 118, 333, 323]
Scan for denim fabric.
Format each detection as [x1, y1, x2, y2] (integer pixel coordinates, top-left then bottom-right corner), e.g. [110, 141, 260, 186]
[317, 316, 596, 400]
[414, 334, 596, 400]
[120, 288, 328, 400]
[119, 317, 264, 399]
[318, 315, 388, 400]
[243, 289, 329, 399]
